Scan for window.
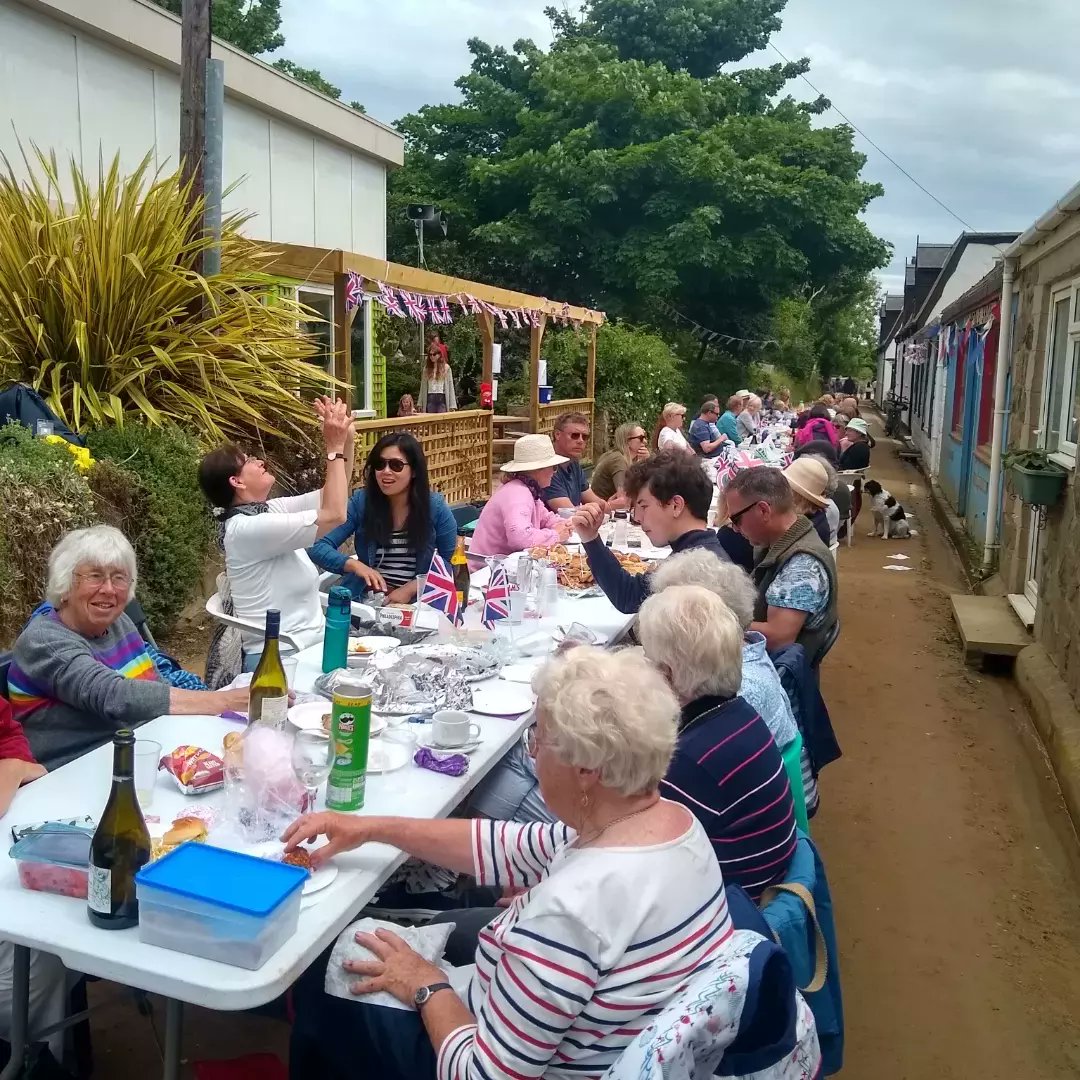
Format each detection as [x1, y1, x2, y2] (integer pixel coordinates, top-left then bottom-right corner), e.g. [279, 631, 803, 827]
[1043, 282, 1080, 462]
[951, 329, 968, 436]
[976, 319, 1000, 448]
[277, 283, 336, 373]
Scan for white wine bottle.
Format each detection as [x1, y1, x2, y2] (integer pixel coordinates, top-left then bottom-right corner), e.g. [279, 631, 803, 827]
[88, 729, 151, 930]
[249, 609, 289, 729]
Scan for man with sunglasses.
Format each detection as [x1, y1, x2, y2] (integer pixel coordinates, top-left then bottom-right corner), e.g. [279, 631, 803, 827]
[571, 451, 731, 614]
[688, 398, 728, 458]
[722, 466, 837, 656]
[543, 412, 605, 511]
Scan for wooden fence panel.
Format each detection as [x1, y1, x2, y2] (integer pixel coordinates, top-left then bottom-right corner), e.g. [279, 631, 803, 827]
[351, 410, 493, 504]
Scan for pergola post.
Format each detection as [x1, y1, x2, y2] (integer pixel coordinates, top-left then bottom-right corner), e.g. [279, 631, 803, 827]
[530, 315, 547, 432]
[587, 325, 598, 459]
[478, 310, 496, 388]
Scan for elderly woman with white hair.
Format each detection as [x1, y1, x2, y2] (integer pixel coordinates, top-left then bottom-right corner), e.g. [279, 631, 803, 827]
[735, 393, 763, 443]
[8, 525, 249, 769]
[638, 585, 797, 900]
[650, 550, 817, 816]
[283, 647, 743, 1080]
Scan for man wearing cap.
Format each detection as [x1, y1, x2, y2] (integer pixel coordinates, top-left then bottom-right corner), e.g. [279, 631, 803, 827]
[717, 395, 743, 443]
[721, 466, 837, 656]
[571, 450, 731, 614]
[542, 412, 605, 511]
[839, 418, 872, 470]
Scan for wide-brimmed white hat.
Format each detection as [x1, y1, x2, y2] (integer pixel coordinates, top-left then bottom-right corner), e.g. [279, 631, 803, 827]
[736, 389, 751, 399]
[501, 434, 569, 473]
[846, 418, 869, 437]
[782, 458, 830, 509]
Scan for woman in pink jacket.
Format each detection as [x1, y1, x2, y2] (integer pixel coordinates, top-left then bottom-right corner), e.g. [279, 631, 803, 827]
[471, 435, 574, 558]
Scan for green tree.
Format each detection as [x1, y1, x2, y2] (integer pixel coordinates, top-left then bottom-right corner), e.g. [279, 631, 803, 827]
[271, 59, 341, 98]
[389, 0, 889, 389]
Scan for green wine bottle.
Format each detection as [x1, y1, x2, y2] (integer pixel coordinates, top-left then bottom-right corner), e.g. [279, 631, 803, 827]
[249, 609, 289, 729]
[88, 730, 151, 930]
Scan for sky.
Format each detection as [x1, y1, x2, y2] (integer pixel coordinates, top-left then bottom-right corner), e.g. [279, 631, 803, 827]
[277, 0, 1080, 294]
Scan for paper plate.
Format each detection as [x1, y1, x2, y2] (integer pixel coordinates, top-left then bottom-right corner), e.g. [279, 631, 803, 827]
[366, 739, 412, 774]
[303, 862, 338, 896]
[470, 684, 535, 717]
[288, 702, 386, 737]
[499, 661, 545, 685]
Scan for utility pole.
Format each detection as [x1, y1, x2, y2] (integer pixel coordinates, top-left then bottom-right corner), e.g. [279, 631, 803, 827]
[179, 0, 211, 227]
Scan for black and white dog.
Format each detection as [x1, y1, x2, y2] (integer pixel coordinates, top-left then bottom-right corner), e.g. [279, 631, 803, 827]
[864, 479, 911, 539]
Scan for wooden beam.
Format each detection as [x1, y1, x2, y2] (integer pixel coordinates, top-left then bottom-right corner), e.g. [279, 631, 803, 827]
[530, 315, 547, 432]
[586, 325, 597, 401]
[478, 310, 495, 386]
[179, 0, 210, 219]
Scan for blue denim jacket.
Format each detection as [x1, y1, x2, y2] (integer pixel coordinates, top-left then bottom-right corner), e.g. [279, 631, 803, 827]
[306, 490, 458, 600]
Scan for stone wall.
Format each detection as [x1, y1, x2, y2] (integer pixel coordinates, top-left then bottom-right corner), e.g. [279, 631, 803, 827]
[1001, 234, 1080, 704]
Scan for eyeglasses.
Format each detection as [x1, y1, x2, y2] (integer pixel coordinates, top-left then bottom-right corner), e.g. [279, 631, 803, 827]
[77, 570, 132, 589]
[523, 724, 543, 758]
[627, 434, 647, 443]
[563, 432, 589, 441]
[373, 458, 408, 473]
[728, 501, 763, 532]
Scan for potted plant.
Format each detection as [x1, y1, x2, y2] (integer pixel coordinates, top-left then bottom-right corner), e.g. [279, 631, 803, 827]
[1003, 448, 1068, 507]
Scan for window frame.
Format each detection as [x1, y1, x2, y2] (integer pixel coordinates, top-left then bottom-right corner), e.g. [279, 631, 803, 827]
[280, 281, 336, 374]
[1041, 279, 1080, 467]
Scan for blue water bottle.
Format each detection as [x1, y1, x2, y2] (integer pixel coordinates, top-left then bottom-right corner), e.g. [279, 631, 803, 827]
[322, 586, 352, 673]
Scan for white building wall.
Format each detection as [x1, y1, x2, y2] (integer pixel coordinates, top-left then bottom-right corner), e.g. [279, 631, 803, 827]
[0, 0, 391, 257]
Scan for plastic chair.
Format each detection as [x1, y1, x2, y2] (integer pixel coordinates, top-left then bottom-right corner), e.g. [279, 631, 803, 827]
[828, 541, 839, 564]
[124, 597, 157, 648]
[782, 732, 810, 834]
[204, 591, 304, 654]
[809, 618, 841, 669]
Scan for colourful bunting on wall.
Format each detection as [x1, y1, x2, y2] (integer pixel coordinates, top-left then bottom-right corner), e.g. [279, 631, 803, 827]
[344, 271, 365, 312]
[376, 281, 406, 319]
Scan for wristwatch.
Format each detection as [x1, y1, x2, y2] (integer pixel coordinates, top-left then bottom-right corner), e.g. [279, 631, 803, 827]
[326, 452, 345, 462]
[414, 982, 452, 1009]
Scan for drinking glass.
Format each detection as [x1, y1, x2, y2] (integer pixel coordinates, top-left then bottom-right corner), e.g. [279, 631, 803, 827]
[281, 655, 299, 691]
[134, 739, 162, 809]
[291, 731, 334, 813]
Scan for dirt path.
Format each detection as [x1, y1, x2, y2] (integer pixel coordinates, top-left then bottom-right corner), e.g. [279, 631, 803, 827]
[818, 417, 1080, 1077]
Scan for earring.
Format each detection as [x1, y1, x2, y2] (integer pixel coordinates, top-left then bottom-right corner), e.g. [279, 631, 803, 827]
[579, 791, 591, 832]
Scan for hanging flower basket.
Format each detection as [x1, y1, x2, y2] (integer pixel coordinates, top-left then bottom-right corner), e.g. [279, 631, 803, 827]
[1004, 450, 1068, 507]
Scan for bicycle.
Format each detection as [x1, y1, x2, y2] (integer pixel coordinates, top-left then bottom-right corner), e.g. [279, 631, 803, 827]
[883, 395, 909, 438]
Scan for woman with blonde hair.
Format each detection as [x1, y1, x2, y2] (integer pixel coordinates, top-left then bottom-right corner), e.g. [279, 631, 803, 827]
[652, 402, 691, 453]
[735, 393, 763, 443]
[589, 421, 649, 508]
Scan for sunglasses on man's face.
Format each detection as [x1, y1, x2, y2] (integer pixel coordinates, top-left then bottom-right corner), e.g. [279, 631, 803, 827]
[728, 500, 763, 531]
[564, 431, 589, 441]
[374, 457, 408, 473]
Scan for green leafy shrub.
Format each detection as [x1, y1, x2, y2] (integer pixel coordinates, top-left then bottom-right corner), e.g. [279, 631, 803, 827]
[85, 424, 214, 635]
[0, 424, 98, 645]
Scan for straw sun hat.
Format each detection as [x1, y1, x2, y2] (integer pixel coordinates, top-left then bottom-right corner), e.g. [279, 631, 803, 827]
[501, 434, 569, 474]
[782, 457, 830, 509]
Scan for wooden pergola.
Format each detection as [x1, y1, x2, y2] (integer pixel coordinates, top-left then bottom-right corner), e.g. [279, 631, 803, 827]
[254, 242, 605, 502]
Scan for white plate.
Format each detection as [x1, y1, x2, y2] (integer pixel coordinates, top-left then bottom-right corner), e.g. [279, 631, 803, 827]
[288, 702, 386, 737]
[366, 740, 412, 773]
[349, 636, 400, 656]
[499, 661, 545, 685]
[470, 684, 535, 717]
[416, 727, 481, 755]
[304, 862, 338, 896]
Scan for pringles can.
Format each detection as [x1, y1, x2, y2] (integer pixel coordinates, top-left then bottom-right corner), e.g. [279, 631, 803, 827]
[326, 678, 372, 811]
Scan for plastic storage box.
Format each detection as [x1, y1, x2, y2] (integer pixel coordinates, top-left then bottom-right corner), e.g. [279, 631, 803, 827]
[135, 844, 307, 969]
[9, 823, 93, 899]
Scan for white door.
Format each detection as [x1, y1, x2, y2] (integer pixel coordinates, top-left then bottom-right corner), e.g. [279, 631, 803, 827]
[1024, 507, 1044, 608]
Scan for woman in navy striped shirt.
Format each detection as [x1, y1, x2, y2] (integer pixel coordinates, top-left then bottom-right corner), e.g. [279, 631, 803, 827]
[638, 584, 798, 900]
[285, 648, 739, 1080]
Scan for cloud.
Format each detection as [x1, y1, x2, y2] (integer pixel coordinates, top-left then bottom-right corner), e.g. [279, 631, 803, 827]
[275, 0, 1080, 292]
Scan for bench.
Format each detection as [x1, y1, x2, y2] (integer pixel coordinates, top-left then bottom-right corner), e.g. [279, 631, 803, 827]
[897, 435, 921, 464]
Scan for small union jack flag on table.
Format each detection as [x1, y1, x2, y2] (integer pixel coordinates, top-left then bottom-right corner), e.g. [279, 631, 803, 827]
[482, 565, 511, 629]
[421, 551, 461, 625]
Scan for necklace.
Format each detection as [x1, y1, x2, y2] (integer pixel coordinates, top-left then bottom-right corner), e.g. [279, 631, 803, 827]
[575, 795, 661, 848]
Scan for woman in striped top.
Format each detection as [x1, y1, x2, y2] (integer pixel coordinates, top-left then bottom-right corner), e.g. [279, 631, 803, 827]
[284, 648, 740, 1080]
[638, 585, 798, 901]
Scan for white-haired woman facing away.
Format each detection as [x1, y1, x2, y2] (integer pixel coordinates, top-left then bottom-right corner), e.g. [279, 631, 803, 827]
[283, 646, 748, 1080]
[8, 525, 249, 769]
[649, 550, 817, 813]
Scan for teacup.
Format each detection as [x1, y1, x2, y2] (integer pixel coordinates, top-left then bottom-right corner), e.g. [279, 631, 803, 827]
[432, 710, 481, 748]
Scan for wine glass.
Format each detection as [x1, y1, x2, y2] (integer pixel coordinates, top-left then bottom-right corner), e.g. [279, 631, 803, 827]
[291, 731, 334, 813]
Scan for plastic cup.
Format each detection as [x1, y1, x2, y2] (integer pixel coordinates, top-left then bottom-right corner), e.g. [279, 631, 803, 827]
[281, 655, 298, 690]
[134, 739, 162, 809]
[508, 590, 526, 625]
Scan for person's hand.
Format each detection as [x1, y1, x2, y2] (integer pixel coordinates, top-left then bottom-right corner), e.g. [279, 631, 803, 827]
[216, 687, 254, 714]
[0, 759, 46, 788]
[320, 397, 353, 454]
[345, 558, 388, 594]
[554, 521, 573, 543]
[344, 928, 448, 1004]
[572, 502, 605, 543]
[496, 885, 527, 908]
[384, 585, 414, 606]
[604, 494, 630, 513]
[282, 811, 372, 869]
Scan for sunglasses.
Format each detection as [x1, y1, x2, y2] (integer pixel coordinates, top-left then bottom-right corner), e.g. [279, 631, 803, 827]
[374, 458, 408, 474]
[627, 434, 647, 442]
[728, 501, 763, 531]
[563, 432, 589, 441]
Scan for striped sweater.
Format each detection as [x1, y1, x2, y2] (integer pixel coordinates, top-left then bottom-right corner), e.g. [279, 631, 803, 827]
[438, 814, 732, 1080]
[8, 610, 170, 769]
[660, 695, 797, 901]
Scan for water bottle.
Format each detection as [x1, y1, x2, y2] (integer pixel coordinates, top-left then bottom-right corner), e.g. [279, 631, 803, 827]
[613, 511, 629, 549]
[322, 585, 352, 673]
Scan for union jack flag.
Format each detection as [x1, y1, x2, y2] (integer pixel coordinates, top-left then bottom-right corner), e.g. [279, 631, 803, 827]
[377, 282, 406, 318]
[493, 307, 509, 330]
[421, 551, 460, 625]
[508, 308, 522, 330]
[465, 294, 484, 315]
[434, 296, 453, 324]
[482, 565, 510, 629]
[402, 291, 428, 323]
[344, 271, 365, 312]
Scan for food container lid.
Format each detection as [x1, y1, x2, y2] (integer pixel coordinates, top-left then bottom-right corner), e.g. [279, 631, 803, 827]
[8, 823, 93, 869]
[135, 843, 306, 917]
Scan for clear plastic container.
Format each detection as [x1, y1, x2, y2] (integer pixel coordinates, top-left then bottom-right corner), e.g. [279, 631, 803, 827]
[135, 843, 307, 969]
[9, 823, 93, 899]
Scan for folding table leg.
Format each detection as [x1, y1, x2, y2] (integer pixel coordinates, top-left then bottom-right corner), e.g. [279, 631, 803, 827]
[0, 945, 30, 1080]
[162, 998, 183, 1080]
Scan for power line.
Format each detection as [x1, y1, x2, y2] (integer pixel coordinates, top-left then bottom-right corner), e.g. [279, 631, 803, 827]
[768, 41, 979, 233]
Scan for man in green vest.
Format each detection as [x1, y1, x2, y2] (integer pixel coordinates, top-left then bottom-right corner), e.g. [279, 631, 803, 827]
[721, 466, 838, 658]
